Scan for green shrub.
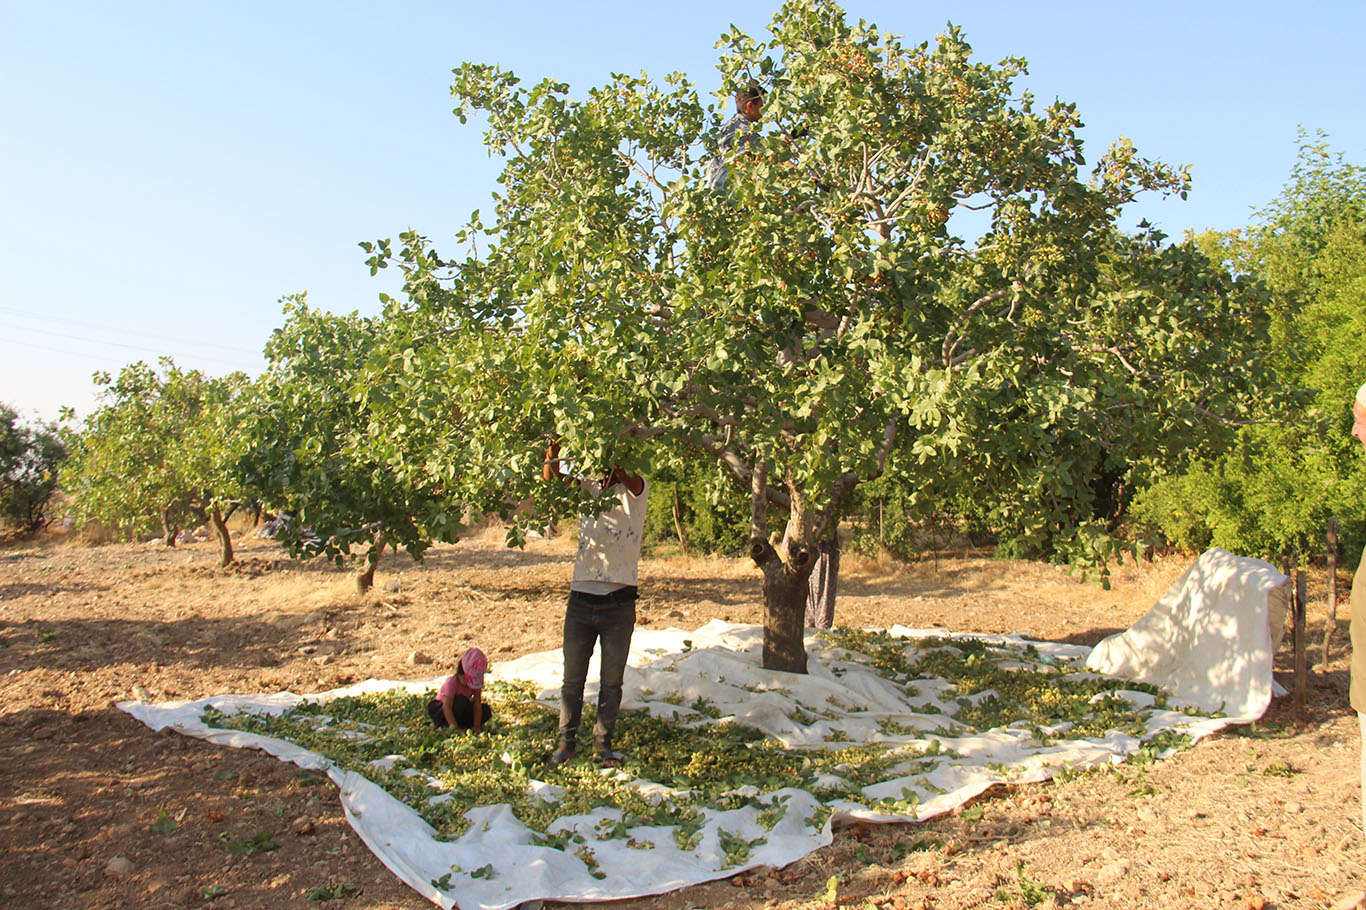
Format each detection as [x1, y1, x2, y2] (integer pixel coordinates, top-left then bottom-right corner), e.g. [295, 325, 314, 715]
[642, 460, 751, 557]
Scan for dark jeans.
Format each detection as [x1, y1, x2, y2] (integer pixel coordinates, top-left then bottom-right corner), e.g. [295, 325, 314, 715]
[427, 696, 492, 730]
[559, 587, 637, 750]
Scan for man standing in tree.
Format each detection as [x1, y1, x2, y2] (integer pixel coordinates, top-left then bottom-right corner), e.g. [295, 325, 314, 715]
[543, 442, 648, 767]
[707, 83, 764, 192]
[1350, 382, 1366, 833]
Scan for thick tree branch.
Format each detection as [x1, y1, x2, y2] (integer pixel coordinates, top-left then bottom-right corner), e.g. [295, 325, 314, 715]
[878, 151, 931, 223]
[942, 286, 1012, 368]
[748, 457, 782, 568]
[693, 430, 792, 512]
[750, 457, 768, 541]
[804, 309, 839, 330]
[946, 347, 979, 368]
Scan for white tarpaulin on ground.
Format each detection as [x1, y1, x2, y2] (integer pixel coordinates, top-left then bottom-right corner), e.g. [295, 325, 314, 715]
[1085, 547, 1291, 721]
[120, 551, 1288, 910]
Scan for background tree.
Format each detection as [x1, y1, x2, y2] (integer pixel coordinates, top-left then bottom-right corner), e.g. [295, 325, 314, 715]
[237, 295, 469, 592]
[62, 359, 248, 565]
[371, 0, 1275, 671]
[0, 405, 67, 537]
[641, 451, 753, 557]
[1131, 134, 1366, 561]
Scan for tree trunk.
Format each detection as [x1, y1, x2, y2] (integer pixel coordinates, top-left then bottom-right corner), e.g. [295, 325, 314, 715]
[356, 532, 387, 594]
[209, 503, 234, 567]
[160, 504, 178, 548]
[1324, 517, 1338, 668]
[762, 567, 810, 673]
[752, 535, 814, 673]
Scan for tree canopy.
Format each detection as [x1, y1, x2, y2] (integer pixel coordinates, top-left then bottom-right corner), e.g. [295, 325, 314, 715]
[235, 295, 471, 590]
[62, 358, 248, 564]
[358, 0, 1275, 670]
[1133, 133, 1366, 561]
[0, 404, 66, 536]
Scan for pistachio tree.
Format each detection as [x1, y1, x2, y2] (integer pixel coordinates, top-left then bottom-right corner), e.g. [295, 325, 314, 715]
[370, 0, 1271, 671]
[237, 295, 469, 591]
[64, 359, 248, 565]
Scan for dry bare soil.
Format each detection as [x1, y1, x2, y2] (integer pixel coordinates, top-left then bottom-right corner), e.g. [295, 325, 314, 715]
[2, 526, 1363, 909]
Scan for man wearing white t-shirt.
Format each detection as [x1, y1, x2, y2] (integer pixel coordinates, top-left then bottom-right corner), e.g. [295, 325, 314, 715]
[543, 443, 648, 767]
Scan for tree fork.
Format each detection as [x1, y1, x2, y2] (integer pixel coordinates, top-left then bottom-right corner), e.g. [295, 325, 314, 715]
[356, 532, 387, 594]
[160, 503, 179, 548]
[209, 502, 235, 567]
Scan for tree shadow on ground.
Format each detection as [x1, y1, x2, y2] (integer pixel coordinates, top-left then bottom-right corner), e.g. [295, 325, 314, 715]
[836, 560, 1073, 600]
[404, 540, 568, 574]
[456, 583, 566, 602]
[0, 599, 385, 675]
[1046, 628, 1129, 648]
[183, 553, 351, 580]
[648, 575, 759, 610]
[0, 579, 115, 600]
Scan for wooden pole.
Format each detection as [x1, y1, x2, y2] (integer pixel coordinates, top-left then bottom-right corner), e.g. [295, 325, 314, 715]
[930, 508, 939, 574]
[1294, 570, 1308, 713]
[1282, 552, 1294, 651]
[671, 482, 688, 557]
[1323, 518, 1339, 669]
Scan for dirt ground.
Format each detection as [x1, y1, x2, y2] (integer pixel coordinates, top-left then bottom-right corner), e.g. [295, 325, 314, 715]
[2, 525, 1364, 909]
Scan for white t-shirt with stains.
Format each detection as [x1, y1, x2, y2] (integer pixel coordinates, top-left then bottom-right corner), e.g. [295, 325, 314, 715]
[570, 478, 649, 595]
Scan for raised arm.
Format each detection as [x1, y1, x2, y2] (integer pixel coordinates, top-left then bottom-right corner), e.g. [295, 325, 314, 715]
[542, 442, 567, 482]
[607, 465, 645, 497]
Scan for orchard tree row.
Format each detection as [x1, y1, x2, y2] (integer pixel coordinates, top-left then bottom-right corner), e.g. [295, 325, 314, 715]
[31, 1, 1361, 672]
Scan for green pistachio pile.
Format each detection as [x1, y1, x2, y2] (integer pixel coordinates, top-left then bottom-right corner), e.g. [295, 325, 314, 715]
[202, 629, 1198, 864]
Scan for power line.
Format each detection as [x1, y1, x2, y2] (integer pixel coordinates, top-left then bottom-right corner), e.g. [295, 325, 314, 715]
[4, 323, 263, 371]
[0, 336, 130, 368]
[0, 304, 264, 357]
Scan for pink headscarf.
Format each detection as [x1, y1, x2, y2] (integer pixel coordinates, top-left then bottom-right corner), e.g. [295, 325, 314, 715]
[460, 647, 488, 689]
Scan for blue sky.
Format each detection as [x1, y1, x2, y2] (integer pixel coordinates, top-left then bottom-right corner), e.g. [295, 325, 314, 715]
[3, 1, 1363, 423]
